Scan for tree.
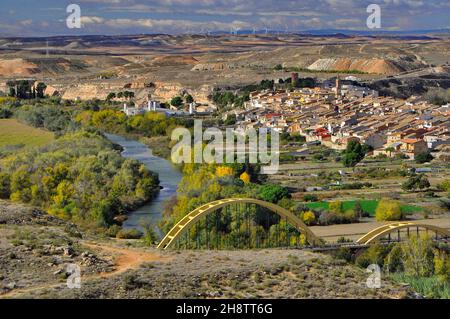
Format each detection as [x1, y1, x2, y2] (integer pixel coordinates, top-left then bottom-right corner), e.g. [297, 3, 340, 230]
[239, 172, 251, 184]
[402, 174, 430, 191]
[329, 201, 343, 214]
[342, 140, 365, 168]
[375, 199, 402, 221]
[0, 172, 11, 199]
[140, 219, 158, 246]
[401, 235, 434, 277]
[216, 166, 234, 177]
[385, 146, 395, 157]
[170, 96, 183, 108]
[258, 184, 290, 203]
[185, 94, 194, 104]
[415, 152, 433, 164]
[106, 92, 116, 101]
[302, 211, 316, 225]
[35, 82, 47, 98]
[274, 64, 283, 71]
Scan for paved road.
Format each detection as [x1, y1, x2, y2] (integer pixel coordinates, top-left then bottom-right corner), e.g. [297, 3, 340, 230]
[310, 217, 450, 243]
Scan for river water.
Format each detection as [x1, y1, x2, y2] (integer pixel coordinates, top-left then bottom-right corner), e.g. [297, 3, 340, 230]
[105, 134, 182, 229]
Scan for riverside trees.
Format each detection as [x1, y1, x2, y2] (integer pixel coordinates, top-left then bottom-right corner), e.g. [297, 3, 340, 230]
[0, 131, 160, 227]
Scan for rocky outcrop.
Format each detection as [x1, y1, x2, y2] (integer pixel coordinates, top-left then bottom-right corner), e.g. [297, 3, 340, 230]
[0, 58, 39, 77]
[308, 58, 405, 75]
[191, 62, 239, 71]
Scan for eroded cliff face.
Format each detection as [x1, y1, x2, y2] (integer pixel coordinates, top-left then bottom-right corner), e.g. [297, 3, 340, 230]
[152, 81, 213, 104]
[308, 58, 396, 74]
[50, 80, 213, 104]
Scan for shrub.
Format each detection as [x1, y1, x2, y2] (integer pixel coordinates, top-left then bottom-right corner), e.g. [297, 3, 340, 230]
[333, 247, 354, 263]
[116, 228, 142, 239]
[303, 194, 318, 202]
[384, 244, 404, 273]
[438, 180, 450, 192]
[356, 244, 389, 268]
[0, 172, 11, 199]
[329, 201, 343, 214]
[433, 249, 450, 282]
[106, 225, 121, 237]
[402, 174, 430, 191]
[415, 152, 433, 164]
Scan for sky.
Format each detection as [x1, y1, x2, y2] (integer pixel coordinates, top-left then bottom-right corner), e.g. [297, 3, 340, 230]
[0, 0, 449, 36]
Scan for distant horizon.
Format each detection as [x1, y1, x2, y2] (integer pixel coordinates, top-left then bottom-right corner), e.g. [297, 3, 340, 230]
[2, 27, 450, 39]
[1, 0, 449, 37]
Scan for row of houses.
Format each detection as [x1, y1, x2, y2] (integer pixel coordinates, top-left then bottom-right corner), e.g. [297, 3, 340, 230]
[229, 84, 449, 160]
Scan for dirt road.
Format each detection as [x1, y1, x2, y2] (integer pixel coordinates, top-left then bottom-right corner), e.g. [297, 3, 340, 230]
[0, 241, 171, 298]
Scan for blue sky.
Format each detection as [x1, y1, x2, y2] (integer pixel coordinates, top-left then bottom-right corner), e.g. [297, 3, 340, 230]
[0, 0, 449, 36]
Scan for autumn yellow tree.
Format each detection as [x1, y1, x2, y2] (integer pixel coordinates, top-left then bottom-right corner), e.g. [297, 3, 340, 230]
[375, 199, 402, 221]
[216, 166, 234, 177]
[239, 171, 251, 184]
[302, 210, 316, 225]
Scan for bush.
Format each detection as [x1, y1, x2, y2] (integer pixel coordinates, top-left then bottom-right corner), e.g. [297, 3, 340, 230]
[0, 172, 11, 199]
[106, 225, 121, 237]
[355, 244, 390, 268]
[0, 107, 12, 119]
[415, 152, 433, 164]
[384, 244, 404, 273]
[402, 174, 430, 191]
[303, 194, 318, 202]
[333, 247, 354, 263]
[116, 228, 142, 239]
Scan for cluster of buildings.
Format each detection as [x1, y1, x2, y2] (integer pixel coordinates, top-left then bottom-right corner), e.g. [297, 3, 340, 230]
[227, 77, 449, 161]
[122, 100, 215, 116]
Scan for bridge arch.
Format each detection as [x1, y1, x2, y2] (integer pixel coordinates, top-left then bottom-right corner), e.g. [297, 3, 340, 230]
[157, 198, 322, 249]
[356, 222, 450, 244]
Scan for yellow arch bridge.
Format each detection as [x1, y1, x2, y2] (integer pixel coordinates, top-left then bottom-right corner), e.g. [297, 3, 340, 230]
[157, 198, 450, 250]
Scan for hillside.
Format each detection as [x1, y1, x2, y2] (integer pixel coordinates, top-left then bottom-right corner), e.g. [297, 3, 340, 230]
[0, 200, 413, 299]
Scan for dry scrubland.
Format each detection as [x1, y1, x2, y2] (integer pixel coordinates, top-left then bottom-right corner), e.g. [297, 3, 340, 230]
[0, 34, 448, 103]
[0, 200, 413, 299]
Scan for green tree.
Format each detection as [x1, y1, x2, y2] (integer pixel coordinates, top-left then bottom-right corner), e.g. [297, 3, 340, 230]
[106, 92, 116, 101]
[402, 174, 430, 191]
[0, 172, 11, 199]
[401, 235, 434, 277]
[185, 94, 194, 104]
[140, 219, 158, 246]
[35, 82, 47, 98]
[171, 96, 184, 108]
[258, 184, 290, 203]
[415, 152, 433, 164]
[342, 140, 365, 168]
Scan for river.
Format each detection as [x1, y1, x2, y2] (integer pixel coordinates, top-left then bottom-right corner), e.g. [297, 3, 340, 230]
[105, 134, 182, 230]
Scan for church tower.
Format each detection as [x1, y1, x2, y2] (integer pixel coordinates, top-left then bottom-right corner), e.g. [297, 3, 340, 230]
[335, 75, 341, 98]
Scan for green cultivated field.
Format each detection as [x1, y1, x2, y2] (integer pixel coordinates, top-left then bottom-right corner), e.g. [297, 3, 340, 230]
[0, 119, 54, 149]
[305, 199, 422, 216]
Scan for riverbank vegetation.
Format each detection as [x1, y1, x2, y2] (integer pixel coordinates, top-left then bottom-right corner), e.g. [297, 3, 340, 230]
[0, 128, 160, 231]
[333, 235, 449, 298]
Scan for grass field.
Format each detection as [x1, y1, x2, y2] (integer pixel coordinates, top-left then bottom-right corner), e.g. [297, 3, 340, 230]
[305, 199, 423, 216]
[0, 119, 54, 149]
